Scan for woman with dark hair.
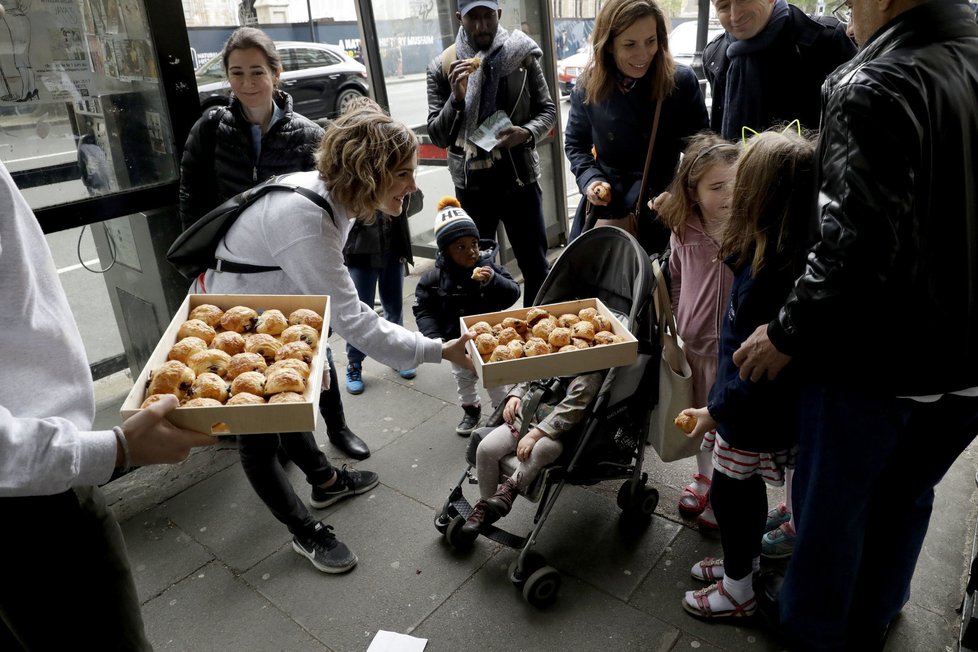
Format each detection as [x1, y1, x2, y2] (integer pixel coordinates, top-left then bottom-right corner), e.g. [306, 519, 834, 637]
[178, 27, 369, 459]
[189, 100, 473, 574]
[564, 0, 709, 253]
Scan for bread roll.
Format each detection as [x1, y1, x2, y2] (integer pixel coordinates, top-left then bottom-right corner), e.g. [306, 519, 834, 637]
[571, 336, 592, 349]
[557, 313, 580, 328]
[211, 331, 246, 356]
[288, 308, 324, 332]
[187, 349, 233, 378]
[594, 331, 624, 345]
[275, 341, 314, 364]
[491, 322, 503, 336]
[501, 317, 528, 337]
[226, 352, 267, 380]
[187, 304, 224, 328]
[230, 370, 266, 396]
[256, 309, 288, 336]
[506, 339, 525, 358]
[548, 326, 572, 348]
[469, 321, 493, 335]
[245, 333, 283, 363]
[281, 324, 320, 348]
[497, 327, 522, 345]
[475, 333, 499, 356]
[592, 314, 613, 332]
[572, 320, 595, 342]
[177, 319, 217, 345]
[531, 319, 556, 341]
[269, 391, 305, 404]
[220, 306, 259, 333]
[147, 360, 195, 398]
[265, 359, 311, 379]
[168, 336, 208, 365]
[190, 372, 229, 403]
[182, 397, 223, 408]
[674, 413, 697, 434]
[578, 307, 598, 323]
[227, 392, 266, 405]
[140, 393, 169, 409]
[525, 308, 551, 326]
[524, 339, 550, 357]
[489, 344, 515, 362]
[558, 344, 580, 353]
[265, 369, 306, 395]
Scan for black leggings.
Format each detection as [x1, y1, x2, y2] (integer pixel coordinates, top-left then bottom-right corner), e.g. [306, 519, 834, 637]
[710, 471, 769, 581]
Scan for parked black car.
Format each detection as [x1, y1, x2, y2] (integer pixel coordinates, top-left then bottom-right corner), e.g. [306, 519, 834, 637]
[194, 41, 369, 121]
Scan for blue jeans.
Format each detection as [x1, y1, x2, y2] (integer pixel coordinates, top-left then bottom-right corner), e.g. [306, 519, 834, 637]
[780, 383, 978, 650]
[346, 251, 405, 366]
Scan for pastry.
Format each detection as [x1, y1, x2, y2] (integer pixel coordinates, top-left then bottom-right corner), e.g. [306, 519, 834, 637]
[227, 392, 265, 405]
[571, 337, 592, 349]
[491, 322, 503, 336]
[525, 307, 551, 326]
[220, 306, 259, 333]
[269, 391, 305, 404]
[275, 341, 314, 364]
[489, 344, 514, 362]
[245, 333, 283, 363]
[501, 317, 528, 337]
[265, 368, 306, 395]
[594, 185, 608, 200]
[190, 372, 229, 403]
[265, 359, 311, 379]
[496, 327, 522, 345]
[281, 324, 320, 348]
[592, 314, 613, 332]
[288, 308, 324, 332]
[140, 394, 169, 409]
[548, 326, 572, 348]
[147, 360, 195, 398]
[469, 321, 493, 336]
[230, 370, 267, 396]
[506, 339, 525, 358]
[182, 397, 223, 408]
[187, 349, 232, 378]
[594, 331, 624, 345]
[480, 352, 492, 364]
[558, 344, 580, 353]
[557, 313, 580, 328]
[531, 319, 556, 341]
[471, 267, 483, 281]
[187, 304, 224, 328]
[177, 319, 216, 345]
[578, 307, 598, 323]
[167, 336, 208, 365]
[466, 56, 481, 71]
[255, 309, 288, 336]
[475, 333, 499, 356]
[523, 339, 550, 357]
[226, 352, 267, 380]
[674, 413, 697, 434]
[211, 331, 246, 356]
[572, 320, 595, 342]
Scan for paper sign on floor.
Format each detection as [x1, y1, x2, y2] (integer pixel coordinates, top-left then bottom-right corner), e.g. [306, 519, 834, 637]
[366, 630, 427, 652]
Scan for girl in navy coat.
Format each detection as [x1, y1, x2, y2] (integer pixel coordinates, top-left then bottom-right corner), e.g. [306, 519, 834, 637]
[679, 128, 816, 619]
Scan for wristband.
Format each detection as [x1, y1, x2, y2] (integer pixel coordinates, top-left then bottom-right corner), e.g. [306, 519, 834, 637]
[113, 426, 131, 474]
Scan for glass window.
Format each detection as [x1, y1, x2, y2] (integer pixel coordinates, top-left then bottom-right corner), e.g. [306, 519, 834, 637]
[293, 48, 331, 70]
[194, 53, 226, 85]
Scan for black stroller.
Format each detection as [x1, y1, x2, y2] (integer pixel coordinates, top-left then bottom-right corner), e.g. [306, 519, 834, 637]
[433, 227, 662, 607]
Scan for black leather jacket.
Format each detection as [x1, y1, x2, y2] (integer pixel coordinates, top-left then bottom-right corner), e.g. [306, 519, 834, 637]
[703, 5, 856, 136]
[426, 47, 556, 189]
[179, 90, 323, 230]
[768, 0, 978, 396]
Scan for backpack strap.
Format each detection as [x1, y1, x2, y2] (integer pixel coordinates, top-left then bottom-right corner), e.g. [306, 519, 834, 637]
[441, 44, 457, 78]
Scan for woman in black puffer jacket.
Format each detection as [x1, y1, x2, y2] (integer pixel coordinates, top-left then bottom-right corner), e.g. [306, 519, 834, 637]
[177, 26, 369, 461]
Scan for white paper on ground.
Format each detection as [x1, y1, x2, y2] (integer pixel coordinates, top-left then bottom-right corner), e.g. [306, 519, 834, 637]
[366, 630, 428, 652]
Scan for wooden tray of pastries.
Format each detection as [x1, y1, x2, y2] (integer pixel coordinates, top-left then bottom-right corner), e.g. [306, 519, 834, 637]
[460, 298, 637, 388]
[121, 294, 329, 435]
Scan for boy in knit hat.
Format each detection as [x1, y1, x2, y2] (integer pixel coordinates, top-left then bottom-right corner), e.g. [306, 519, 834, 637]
[414, 197, 521, 435]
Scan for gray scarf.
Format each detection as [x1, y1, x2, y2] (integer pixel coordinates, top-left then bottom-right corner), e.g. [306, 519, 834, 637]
[721, 0, 791, 140]
[454, 25, 541, 160]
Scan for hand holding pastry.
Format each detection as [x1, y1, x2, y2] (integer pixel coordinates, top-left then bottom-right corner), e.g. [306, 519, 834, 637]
[677, 407, 715, 439]
[448, 58, 477, 102]
[121, 395, 216, 467]
[649, 191, 671, 213]
[588, 181, 612, 206]
[471, 266, 493, 283]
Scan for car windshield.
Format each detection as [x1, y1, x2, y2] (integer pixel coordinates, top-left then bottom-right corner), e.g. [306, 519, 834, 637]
[195, 54, 226, 85]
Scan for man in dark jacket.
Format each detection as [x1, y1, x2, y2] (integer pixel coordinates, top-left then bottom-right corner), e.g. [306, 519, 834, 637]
[733, 1, 978, 648]
[426, 0, 556, 306]
[703, 0, 855, 139]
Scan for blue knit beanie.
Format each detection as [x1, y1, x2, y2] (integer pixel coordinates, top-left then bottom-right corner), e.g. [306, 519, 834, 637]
[434, 196, 480, 251]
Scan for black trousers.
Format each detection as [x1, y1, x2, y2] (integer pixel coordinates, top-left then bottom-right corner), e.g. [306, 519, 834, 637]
[710, 471, 768, 581]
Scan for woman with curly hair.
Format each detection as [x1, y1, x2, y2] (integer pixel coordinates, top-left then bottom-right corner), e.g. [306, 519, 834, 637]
[564, 0, 709, 253]
[190, 98, 474, 575]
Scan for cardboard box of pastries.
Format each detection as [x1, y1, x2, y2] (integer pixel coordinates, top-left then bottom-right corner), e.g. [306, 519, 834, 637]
[461, 298, 638, 389]
[121, 294, 330, 435]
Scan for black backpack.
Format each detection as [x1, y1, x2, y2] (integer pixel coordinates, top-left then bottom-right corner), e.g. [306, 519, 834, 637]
[167, 175, 335, 279]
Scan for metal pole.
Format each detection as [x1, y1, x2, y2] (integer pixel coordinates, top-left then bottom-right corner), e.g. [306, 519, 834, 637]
[353, 0, 390, 113]
[306, 0, 315, 41]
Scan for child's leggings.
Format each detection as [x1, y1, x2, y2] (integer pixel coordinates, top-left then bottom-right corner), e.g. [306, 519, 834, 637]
[710, 471, 768, 580]
[476, 424, 563, 499]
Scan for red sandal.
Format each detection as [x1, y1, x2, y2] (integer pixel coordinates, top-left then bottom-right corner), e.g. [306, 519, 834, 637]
[682, 581, 757, 620]
[691, 557, 725, 581]
[678, 473, 711, 516]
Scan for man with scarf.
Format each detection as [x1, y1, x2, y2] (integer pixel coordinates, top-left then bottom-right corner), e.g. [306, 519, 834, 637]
[426, 0, 556, 307]
[703, 0, 855, 139]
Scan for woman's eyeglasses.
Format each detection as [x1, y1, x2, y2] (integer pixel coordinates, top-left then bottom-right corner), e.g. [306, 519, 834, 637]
[831, 0, 852, 24]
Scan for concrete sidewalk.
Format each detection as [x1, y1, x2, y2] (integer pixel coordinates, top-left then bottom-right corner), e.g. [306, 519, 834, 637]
[95, 258, 978, 652]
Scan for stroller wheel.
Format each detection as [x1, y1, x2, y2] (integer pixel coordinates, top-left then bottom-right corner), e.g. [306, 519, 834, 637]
[522, 566, 561, 607]
[508, 551, 546, 588]
[619, 482, 659, 522]
[444, 515, 475, 551]
[434, 510, 452, 534]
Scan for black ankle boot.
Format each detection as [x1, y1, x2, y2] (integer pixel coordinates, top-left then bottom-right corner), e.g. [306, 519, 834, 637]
[318, 363, 370, 459]
[326, 422, 370, 460]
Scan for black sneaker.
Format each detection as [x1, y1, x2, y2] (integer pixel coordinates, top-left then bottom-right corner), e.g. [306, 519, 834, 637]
[292, 522, 357, 573]
[456, 404, 481, 437]
[310, 464, 379, 508]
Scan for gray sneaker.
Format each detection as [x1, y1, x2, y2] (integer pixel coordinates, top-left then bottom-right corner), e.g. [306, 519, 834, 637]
[310, 465, 379, 508]
[292, 522, 357, 573]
